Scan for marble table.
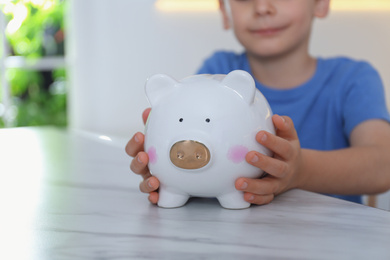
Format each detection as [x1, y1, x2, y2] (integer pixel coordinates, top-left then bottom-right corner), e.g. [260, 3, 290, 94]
[1, 127, 390, 259]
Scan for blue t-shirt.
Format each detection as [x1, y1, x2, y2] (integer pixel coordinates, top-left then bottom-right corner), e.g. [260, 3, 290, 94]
[197, 51, 390, 204]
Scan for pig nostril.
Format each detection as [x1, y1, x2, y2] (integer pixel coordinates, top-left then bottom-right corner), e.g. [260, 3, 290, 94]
[177, 151, 184, 159]
[196, 153, 201, 159]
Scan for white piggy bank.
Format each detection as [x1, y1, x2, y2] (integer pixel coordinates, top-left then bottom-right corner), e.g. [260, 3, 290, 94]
[144, 70, 275, 209]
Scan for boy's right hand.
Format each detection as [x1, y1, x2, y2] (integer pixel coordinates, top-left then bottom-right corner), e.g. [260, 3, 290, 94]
[125, 108, 160, 204]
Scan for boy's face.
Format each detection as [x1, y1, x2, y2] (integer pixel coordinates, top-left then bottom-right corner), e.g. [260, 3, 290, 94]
[220, 0, 329, 59]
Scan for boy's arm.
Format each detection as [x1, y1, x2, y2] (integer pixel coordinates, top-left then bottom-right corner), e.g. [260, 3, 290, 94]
[300, 119, 390, 195]
[236, 116, 390, 205]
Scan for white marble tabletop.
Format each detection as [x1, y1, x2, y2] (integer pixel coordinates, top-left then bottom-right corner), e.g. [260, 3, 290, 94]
[1, 127, 390, 260]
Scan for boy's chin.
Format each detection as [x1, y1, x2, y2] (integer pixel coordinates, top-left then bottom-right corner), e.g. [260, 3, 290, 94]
[246, 48, 289, 60]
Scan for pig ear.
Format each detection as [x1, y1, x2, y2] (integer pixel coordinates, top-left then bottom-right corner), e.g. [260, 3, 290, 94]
[145, 74, 178, 105]
[222, 70, 256, 104]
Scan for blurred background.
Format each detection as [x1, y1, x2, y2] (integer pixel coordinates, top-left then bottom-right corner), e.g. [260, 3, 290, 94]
[0, 0, 389, 135]
[0, 0, 65, 128]
[0, 0, 390, 208]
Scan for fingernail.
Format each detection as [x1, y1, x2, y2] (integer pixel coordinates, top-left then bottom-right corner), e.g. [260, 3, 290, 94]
[240, 182, 248, 190]
[251, 154, 259, 163]
[261, 133, 267, 143]
[147, 180, 154, 189]
[279, 115, 286, 125]
[134, 134, 140, 143]
[137, 155, 142, 164]
[248, 195, 255, 201]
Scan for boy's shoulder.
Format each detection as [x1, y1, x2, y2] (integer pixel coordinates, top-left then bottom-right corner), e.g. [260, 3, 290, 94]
[205, 50, 244, 62]
[319, 56, 378, 76]
[315, 56, 381, 89]
[197, 51, 247, 74]
[314, 56, 383, 105]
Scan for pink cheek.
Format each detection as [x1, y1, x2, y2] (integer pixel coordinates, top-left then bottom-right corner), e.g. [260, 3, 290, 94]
[227, 145, 249, 164]
[147, 146, 158, 164]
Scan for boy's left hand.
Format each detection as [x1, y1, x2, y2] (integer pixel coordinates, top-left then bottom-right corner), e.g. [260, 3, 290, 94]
[235, 114, 303, 205]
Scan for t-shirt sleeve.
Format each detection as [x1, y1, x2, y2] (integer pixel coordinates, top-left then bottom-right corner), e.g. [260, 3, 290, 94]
[343, 62, 390, 137]
[196, 51, 242, 74]
[196, 52, 218, 74]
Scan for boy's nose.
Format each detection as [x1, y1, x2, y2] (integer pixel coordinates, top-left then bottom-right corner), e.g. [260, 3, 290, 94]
[254, 0, 276, 16]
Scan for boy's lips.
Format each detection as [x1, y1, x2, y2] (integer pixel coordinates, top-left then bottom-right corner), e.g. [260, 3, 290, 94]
[250, 26, 286, 36]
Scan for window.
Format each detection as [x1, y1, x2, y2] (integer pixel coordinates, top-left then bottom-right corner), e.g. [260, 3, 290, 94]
[0, 0, 66, 128]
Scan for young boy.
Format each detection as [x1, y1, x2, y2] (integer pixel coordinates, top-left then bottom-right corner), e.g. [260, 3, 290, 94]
[126, 0, 390, 206]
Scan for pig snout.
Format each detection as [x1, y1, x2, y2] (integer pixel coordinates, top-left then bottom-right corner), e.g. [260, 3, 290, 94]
[170, 140, 210, 170]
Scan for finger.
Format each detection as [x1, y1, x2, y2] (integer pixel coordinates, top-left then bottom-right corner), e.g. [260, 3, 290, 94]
[148, 192, 159, 204]
[139, 176, 160, 193]
[272, 114, 298, 141]
[125, 132, 145, 157]
[246, 151, 288, 178]
[142, 108, 151, 125]
[130, 151, 150, 177]
[236, 176, 280, 196]
[256, 131, 294, 160]
[244, 192, 274, 205]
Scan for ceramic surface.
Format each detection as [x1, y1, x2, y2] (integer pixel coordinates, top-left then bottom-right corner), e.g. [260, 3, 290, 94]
[144, 70, 275, 209]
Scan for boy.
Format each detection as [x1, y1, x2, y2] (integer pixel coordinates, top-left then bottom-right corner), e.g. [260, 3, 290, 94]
[126, 0, 390, 206]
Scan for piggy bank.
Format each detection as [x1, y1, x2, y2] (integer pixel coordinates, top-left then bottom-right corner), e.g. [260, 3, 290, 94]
[144, 70, 275, 209]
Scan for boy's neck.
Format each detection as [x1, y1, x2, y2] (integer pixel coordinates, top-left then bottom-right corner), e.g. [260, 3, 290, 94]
[247, 51, 317, 90]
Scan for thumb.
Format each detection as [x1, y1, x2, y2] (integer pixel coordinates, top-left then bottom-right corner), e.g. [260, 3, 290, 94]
[142, 108, 151, 125]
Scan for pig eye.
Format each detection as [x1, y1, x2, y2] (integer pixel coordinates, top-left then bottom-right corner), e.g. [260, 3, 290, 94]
[205, 118, 211, 123]
[179, 118, 184, 122]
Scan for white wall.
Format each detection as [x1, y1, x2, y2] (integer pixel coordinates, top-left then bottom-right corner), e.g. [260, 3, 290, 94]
[66, 0, 242, 138]
[66, 1, 390, 210]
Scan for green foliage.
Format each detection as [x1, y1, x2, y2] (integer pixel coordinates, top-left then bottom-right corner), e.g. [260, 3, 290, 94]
[1, 0, 67, 127]
[10, 68, 67, 126]
[6, 68, 42, 96]
[3, 0, 65, 57]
